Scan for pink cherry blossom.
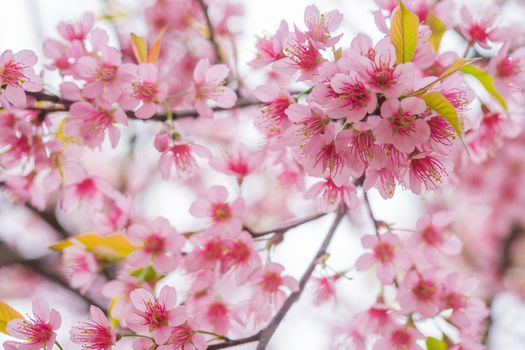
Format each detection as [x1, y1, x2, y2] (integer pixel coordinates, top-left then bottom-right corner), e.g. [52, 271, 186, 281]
[154, 131, 211, 179]
[210, 143, 264, 181]
[243, 263, 299, 324]
[121, 63, 168, 119]
[409, 212, 462, 265]
[126, 217, 184, 274]
[372, 325, 424, 350]
[305, 178, 358, 212]
[127, 286, 187, 344]
[253, 84, 294, 140]
[67, 101, 127, 148]
[156, 321, 207, 350]
[302, 5, 343, 48]
[57, 12, 94, 42]
[397, 269, 442, 318]
[355, 232, 412, 284]
[374, 97, 430, 154]
[459, 5, 506, 49]
[404, 151, 451, 194]
[352, 37, 415, 98]
[250, 21, 289, 68]
[70, 305, 116, 350]
[5, 297, 61, 350]
[311, 275, 339, 305]
[62, 244, 99, 294]
[187, 58, 237, 118]
[190, 185, 244, 230]
[0, 49, 43, 107]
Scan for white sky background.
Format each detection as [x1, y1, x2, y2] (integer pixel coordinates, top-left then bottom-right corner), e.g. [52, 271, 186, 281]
[0, 0, 525, 349]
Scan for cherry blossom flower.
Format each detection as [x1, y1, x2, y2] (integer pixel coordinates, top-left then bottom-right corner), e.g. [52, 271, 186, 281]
[67, 101, 127, 148]
[355, 233, 412, 284]
[302, 5, 343, 48]
[253, 84, 294, 140]
[127, 286, 187, 344]
[4, 297, 61, 350]
[352, 37, 415, 98]
[305, 178, 358, 212]
[372, 325, 424, 350]
[70, 305, 116, 350]
[374, 97, 430, 154]
[0, 49, 43, 107]
[210, 143, 265, 181]
[404, 151, 451, 194]
[62, 244, 99, 294]
[126, 217, 184, 274]
[459, 5, 506, 49]
[190, 185, 244, 230]
[311, 275, 338, 305]
[397, 269, 442, 318]
[121, 63, 168, 119]
[187, 58, 237, 118]
[409, 212, 462, 265]
[244, 263, 299, 323]
[57, 12, 94, 42]
[60, 166, 114, 211]
[250, 21, 289, 68]
[156, 321, 207, 350]
[154, 131, 211, 179]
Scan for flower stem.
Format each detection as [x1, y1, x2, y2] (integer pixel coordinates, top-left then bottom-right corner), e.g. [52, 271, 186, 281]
[197, 330, 230, 341]
[55, 341, 65, 350]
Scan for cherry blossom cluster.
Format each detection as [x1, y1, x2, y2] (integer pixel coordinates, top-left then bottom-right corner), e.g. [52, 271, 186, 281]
[0, 0, 524, 349]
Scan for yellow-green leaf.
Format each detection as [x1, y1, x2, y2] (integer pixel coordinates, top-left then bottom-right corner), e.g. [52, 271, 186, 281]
[0, 301, 24, 334]
[407, 58, 476, 97]
[130, 33, 148, 63]
[108, 296, 120, 329]
[423, 91, 463, 138]
[427, 15, 447, 52]
[390, 0, 419, 64]
[426, 337, 447, 350]
[460, 64, 508, 111]
[50, 232, 136, 261]
[148, 26, 168, 63]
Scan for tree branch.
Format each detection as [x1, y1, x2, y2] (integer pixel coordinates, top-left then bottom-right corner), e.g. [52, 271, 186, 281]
[26, 91, 261, 122]
[0, 242, 106, 311]
[246, 213, 328, 238]
[363, 190, 380, 237]
[196, 0, 222, 63]
[208, 332, 261, 350]
[255, 209, 345, 349]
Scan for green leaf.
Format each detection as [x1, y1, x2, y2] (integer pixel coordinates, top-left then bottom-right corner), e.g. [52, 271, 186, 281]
[460, 64, 508, 111]
[390, 0, 420, 64]
[407, 58, 476, 97]
[0, 301, 24, 334]
[427, 15, 447, 52]
[50, 232, 136, 261]
[130, 33, 148, 63]
[426, 337, 447, 350]
[131, 266, 157, 282]
[422, 91, 463, 139]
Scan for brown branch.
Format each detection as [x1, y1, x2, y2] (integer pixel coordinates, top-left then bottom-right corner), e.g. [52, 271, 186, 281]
[26, 91, 261, 122]
[208, 332, 261, 350]
[255, 209, 345, 349]
[196, 0, 222, 63]
[246, 213, 328, 238]
[363, 190, 380, 237]
[0, 242, 106, 311]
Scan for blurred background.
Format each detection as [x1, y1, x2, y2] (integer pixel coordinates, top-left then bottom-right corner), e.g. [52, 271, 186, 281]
[1, 0, 525, 349]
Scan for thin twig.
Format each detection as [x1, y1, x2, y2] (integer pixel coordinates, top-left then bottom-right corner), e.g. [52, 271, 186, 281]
[26, 91, 261, 122]
[255, 209, 345, 350]
[196, 0, 222, 63]
[208, 332, 261, 350]
[246, 213, 328, 238]
[363, 191, 380, 237]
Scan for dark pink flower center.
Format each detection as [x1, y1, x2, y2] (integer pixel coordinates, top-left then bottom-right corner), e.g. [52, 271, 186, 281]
[334, 79, 369, 109]
[496, 57, 520, 78]
[444, 292, 466, 310]
[373, 242, 395, 263]
[391, 329, 412, 348]
[468, 24, 489, 43]
[284, 40, 322, 71]
[96, 64, 117, 82]
[229, 240, 250, 264]
[143, 300, 169, 329]
[211, 203, 232, 222]
[15, 317, 54, 344]
[421, 226, 443, 246]
[203, 239, 225, 261]
[71, 321, 113, 349]
[410, 155, 447, 188]
[412, 279, 436, 301]
[133, 80, 158, 102]
[167, 323, 194, 347]
[368, 61, 398, 90]
[1, 60, 27, 86]
[76, 178, 97, 198]
[143, 234, 165, 254]
[389, 114, 417, 135]
[314, 142, 345, 177]
[260, 271, 283, 293]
